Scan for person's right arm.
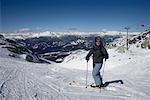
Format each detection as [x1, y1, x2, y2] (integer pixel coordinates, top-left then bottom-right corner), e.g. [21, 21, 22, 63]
[86, 48, 93, 62]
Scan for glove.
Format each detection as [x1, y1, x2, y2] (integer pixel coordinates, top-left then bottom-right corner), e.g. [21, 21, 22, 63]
[104, 58, 107, 61]
[86, 57, 89, 62]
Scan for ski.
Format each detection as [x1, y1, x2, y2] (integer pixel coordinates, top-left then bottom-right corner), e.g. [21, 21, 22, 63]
[90, 84, 117, 92]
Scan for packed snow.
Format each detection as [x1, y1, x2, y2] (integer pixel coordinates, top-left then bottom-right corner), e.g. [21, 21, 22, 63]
[0, 34, 150, 100]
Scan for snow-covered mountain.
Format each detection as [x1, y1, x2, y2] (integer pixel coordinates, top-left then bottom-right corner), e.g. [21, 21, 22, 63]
[1, 31, 139, 39]
[106, 29, 150, 51]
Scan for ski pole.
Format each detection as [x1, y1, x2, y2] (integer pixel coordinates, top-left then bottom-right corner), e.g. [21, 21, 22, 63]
[86, 61, 88, 88]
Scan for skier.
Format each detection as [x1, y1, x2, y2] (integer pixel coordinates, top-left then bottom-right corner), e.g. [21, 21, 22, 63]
[86, 36, 109, 88]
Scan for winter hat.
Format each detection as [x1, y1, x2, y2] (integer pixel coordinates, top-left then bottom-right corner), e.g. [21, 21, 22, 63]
[95, 36, 101, 42]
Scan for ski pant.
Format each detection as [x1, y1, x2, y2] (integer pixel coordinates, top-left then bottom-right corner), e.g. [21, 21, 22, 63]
[92, 63, 103, 85]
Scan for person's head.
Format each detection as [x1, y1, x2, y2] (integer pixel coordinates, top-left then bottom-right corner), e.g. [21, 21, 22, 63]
[95, 36, 102, 47]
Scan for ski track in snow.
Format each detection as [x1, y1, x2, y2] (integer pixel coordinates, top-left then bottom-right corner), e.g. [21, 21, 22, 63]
[0, 46, 150, 100]
[0, 57, 71, 100]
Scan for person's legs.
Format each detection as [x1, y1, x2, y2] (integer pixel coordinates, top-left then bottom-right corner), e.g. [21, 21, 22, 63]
[98, 73, 103, 85]
[92, 63, 102, 86]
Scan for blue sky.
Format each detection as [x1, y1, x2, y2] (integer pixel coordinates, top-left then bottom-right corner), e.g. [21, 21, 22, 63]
[1, 0, 150, 32]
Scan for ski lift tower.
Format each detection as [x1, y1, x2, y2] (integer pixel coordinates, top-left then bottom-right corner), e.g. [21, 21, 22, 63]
[124, 27, 130, 50]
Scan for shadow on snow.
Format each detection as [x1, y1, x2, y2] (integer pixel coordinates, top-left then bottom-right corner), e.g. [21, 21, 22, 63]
[104, 80, 124, 87]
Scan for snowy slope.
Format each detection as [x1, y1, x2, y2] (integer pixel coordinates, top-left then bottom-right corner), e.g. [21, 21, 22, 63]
[60, 46, 150, 99]
[107, 29, 150, 49]
[0, 36, 150, 99]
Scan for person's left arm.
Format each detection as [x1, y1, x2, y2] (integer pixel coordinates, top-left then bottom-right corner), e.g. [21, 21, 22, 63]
[101, 47, 109, 60]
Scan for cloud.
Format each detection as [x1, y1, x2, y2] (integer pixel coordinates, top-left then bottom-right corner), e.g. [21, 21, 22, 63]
[35, 27, 42, 30]
[101, 28, 107, 32]
[35, 27, 52, 32]
[68, 27, 78, 32]
[18, 28, 32, 33]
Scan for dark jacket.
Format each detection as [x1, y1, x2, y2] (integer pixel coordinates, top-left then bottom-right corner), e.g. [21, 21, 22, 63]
[86, 44, 109, 63]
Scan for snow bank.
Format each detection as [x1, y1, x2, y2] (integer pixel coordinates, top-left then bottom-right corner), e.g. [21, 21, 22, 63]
[60, 47, 150, 71]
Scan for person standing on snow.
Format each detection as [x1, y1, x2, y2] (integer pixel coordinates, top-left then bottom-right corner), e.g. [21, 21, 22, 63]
[86, 36, 109, 87]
